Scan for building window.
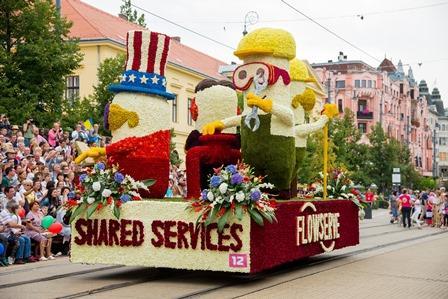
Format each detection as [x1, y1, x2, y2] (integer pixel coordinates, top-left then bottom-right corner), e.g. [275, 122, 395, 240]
[358, 99, 367, 112]
[361, 80, 366, 88]
[440, 152, 447, 161]
[338, 99, 343, 113]
[171, 95, 178, 123]
[400, 83, 404, 94]
[368, 80, 372, 88]
[400, 113, 404, 121]
[355, 80, 360, 88]
[373, 80, 376, 88]
[187, 98, 193, 126]
[335, 80, 345, 88]
[65, 76, 79, 102]
[410, 89, 414, 99]
[358, 123, 367, 134]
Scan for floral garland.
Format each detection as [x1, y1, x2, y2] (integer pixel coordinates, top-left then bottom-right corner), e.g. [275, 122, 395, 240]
[66, 162, 154, 222]
[188, 163, 277, 232]
[312, 168, 364, 209]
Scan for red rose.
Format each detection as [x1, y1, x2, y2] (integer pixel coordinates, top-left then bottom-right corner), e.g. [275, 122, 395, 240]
[132, 196, 141, 201]
[115, 200, 122, 207]
[107, 197, 113, 205]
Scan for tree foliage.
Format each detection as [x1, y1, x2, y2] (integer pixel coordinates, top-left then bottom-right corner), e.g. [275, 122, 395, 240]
[83, 54, 126, 134]
[0, 0, 82, 127]
[297, 109, 428, 194]
[119, 0, 146, 27]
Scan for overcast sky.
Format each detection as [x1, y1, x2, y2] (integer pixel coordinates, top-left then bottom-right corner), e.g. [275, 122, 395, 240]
[83, 0, 448, 105]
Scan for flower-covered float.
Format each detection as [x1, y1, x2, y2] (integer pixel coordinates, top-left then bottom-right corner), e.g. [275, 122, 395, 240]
[70, 28, 359, 274]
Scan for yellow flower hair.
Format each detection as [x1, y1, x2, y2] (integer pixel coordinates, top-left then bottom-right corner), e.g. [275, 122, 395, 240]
[291, 88, 316, 111]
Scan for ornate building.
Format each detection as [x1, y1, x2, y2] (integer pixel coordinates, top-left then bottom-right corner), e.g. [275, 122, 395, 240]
[312, 53, 433, 176]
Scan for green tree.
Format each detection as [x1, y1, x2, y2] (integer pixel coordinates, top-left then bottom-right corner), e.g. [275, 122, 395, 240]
[119, 0, 146, 27]
[329, 109, 370, 185]
[0, 0, 82, 127]
[83, 54, 125, 135]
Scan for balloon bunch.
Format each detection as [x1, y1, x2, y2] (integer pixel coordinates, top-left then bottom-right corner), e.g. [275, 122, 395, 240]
[41, 216, 63, 234]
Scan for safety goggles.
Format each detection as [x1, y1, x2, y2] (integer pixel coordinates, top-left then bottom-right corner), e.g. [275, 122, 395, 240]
[232, 62, 291, 91]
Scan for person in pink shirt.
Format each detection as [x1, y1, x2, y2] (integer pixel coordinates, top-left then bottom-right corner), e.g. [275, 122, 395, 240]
[47, 122, 63, 148]
[398, 189, 412, 228]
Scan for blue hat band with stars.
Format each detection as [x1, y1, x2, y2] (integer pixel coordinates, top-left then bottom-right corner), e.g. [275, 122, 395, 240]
[109, 70, 175, 100]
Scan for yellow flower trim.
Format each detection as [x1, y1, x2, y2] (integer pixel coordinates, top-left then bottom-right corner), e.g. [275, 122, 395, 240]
[292, 88, 316, 111]
[108, 103, 139, 131]
[234, 28, 296, 60]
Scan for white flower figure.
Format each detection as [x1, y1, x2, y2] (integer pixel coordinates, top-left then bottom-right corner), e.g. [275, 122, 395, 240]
[207, 191, 214, 201]
[102, 189, 112, 198]
[235, 191, 245, 202]
[219, 183, 228, 194]
[87, 197, 95, 204]
[92, 182, 101, 191]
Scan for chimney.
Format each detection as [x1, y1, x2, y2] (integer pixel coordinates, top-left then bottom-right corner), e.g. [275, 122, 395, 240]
[118, 13, 128, 21]
[338, 51, 345, 62]
[172, 36, 181, 42]
[328, 60, 333, 63]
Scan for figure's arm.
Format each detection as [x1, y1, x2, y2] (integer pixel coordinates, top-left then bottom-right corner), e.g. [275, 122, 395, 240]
[246, 92, 294, 126]
[202, 115, 243, 135]
[296, 115, 329, 137]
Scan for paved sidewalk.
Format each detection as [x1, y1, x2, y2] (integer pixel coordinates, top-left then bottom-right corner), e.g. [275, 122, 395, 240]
[241, 233, 448, 299]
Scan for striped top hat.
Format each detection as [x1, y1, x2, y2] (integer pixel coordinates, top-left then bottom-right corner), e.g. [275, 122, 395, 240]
[109, 30, 175, 100]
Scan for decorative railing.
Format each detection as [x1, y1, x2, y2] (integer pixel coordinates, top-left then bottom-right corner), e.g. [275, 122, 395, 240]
[356, 111, 373, 119]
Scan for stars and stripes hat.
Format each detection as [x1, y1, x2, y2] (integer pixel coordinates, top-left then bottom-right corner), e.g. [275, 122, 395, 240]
[109, 30, 175, 100]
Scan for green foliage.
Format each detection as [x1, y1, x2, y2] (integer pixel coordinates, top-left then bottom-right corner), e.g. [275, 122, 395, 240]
[298, 108, 428, 194]
[60, 98, 96, 130]
[415, 177, 437, 191]
[0, 0, 82, 127]
[84, 54, 125, 135]
[119, 0, 146, 27]
[330, 109, 371, 185]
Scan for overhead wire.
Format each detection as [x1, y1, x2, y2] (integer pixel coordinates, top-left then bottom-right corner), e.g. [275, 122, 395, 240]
[130, 3, 235, 50]
[281, 0, 382, 63]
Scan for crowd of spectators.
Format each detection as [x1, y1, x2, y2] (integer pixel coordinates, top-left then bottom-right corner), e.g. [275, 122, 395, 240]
[0, 114, 105, 266]
[389, 188, 448, 229]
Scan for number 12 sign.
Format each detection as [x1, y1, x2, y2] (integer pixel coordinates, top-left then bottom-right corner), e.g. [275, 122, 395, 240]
[229, 253, 248, 268]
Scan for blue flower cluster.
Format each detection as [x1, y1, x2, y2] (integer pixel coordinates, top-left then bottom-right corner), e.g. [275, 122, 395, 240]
[250, 190, 261, 201]
[114, 172, 124, 183]
[120, 194, 131, 203]
[210, 175, 222, 188]
[225, 164, 237, 174]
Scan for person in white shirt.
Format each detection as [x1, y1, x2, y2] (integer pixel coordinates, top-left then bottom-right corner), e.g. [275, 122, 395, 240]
[411, 197, 423, 228]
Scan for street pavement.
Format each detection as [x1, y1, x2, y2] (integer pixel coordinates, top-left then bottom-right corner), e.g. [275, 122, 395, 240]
[0, 209, 447, 299]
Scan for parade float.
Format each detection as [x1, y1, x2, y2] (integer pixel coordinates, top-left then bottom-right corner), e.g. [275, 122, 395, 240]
[70, 28, 359, 274]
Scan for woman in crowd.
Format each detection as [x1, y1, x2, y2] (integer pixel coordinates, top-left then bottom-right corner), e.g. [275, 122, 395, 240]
[41, 188, 61, 218]
[25, 201, 55, 261]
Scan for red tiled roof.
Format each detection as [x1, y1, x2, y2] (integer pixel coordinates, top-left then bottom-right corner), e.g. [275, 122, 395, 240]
[62, 0, 227, 79]
[378, 58, 396, 73]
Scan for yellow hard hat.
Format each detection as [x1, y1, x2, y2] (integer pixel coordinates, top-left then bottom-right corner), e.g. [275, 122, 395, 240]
[290, 58, 316, 83]
[234, 28, 296, 60]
